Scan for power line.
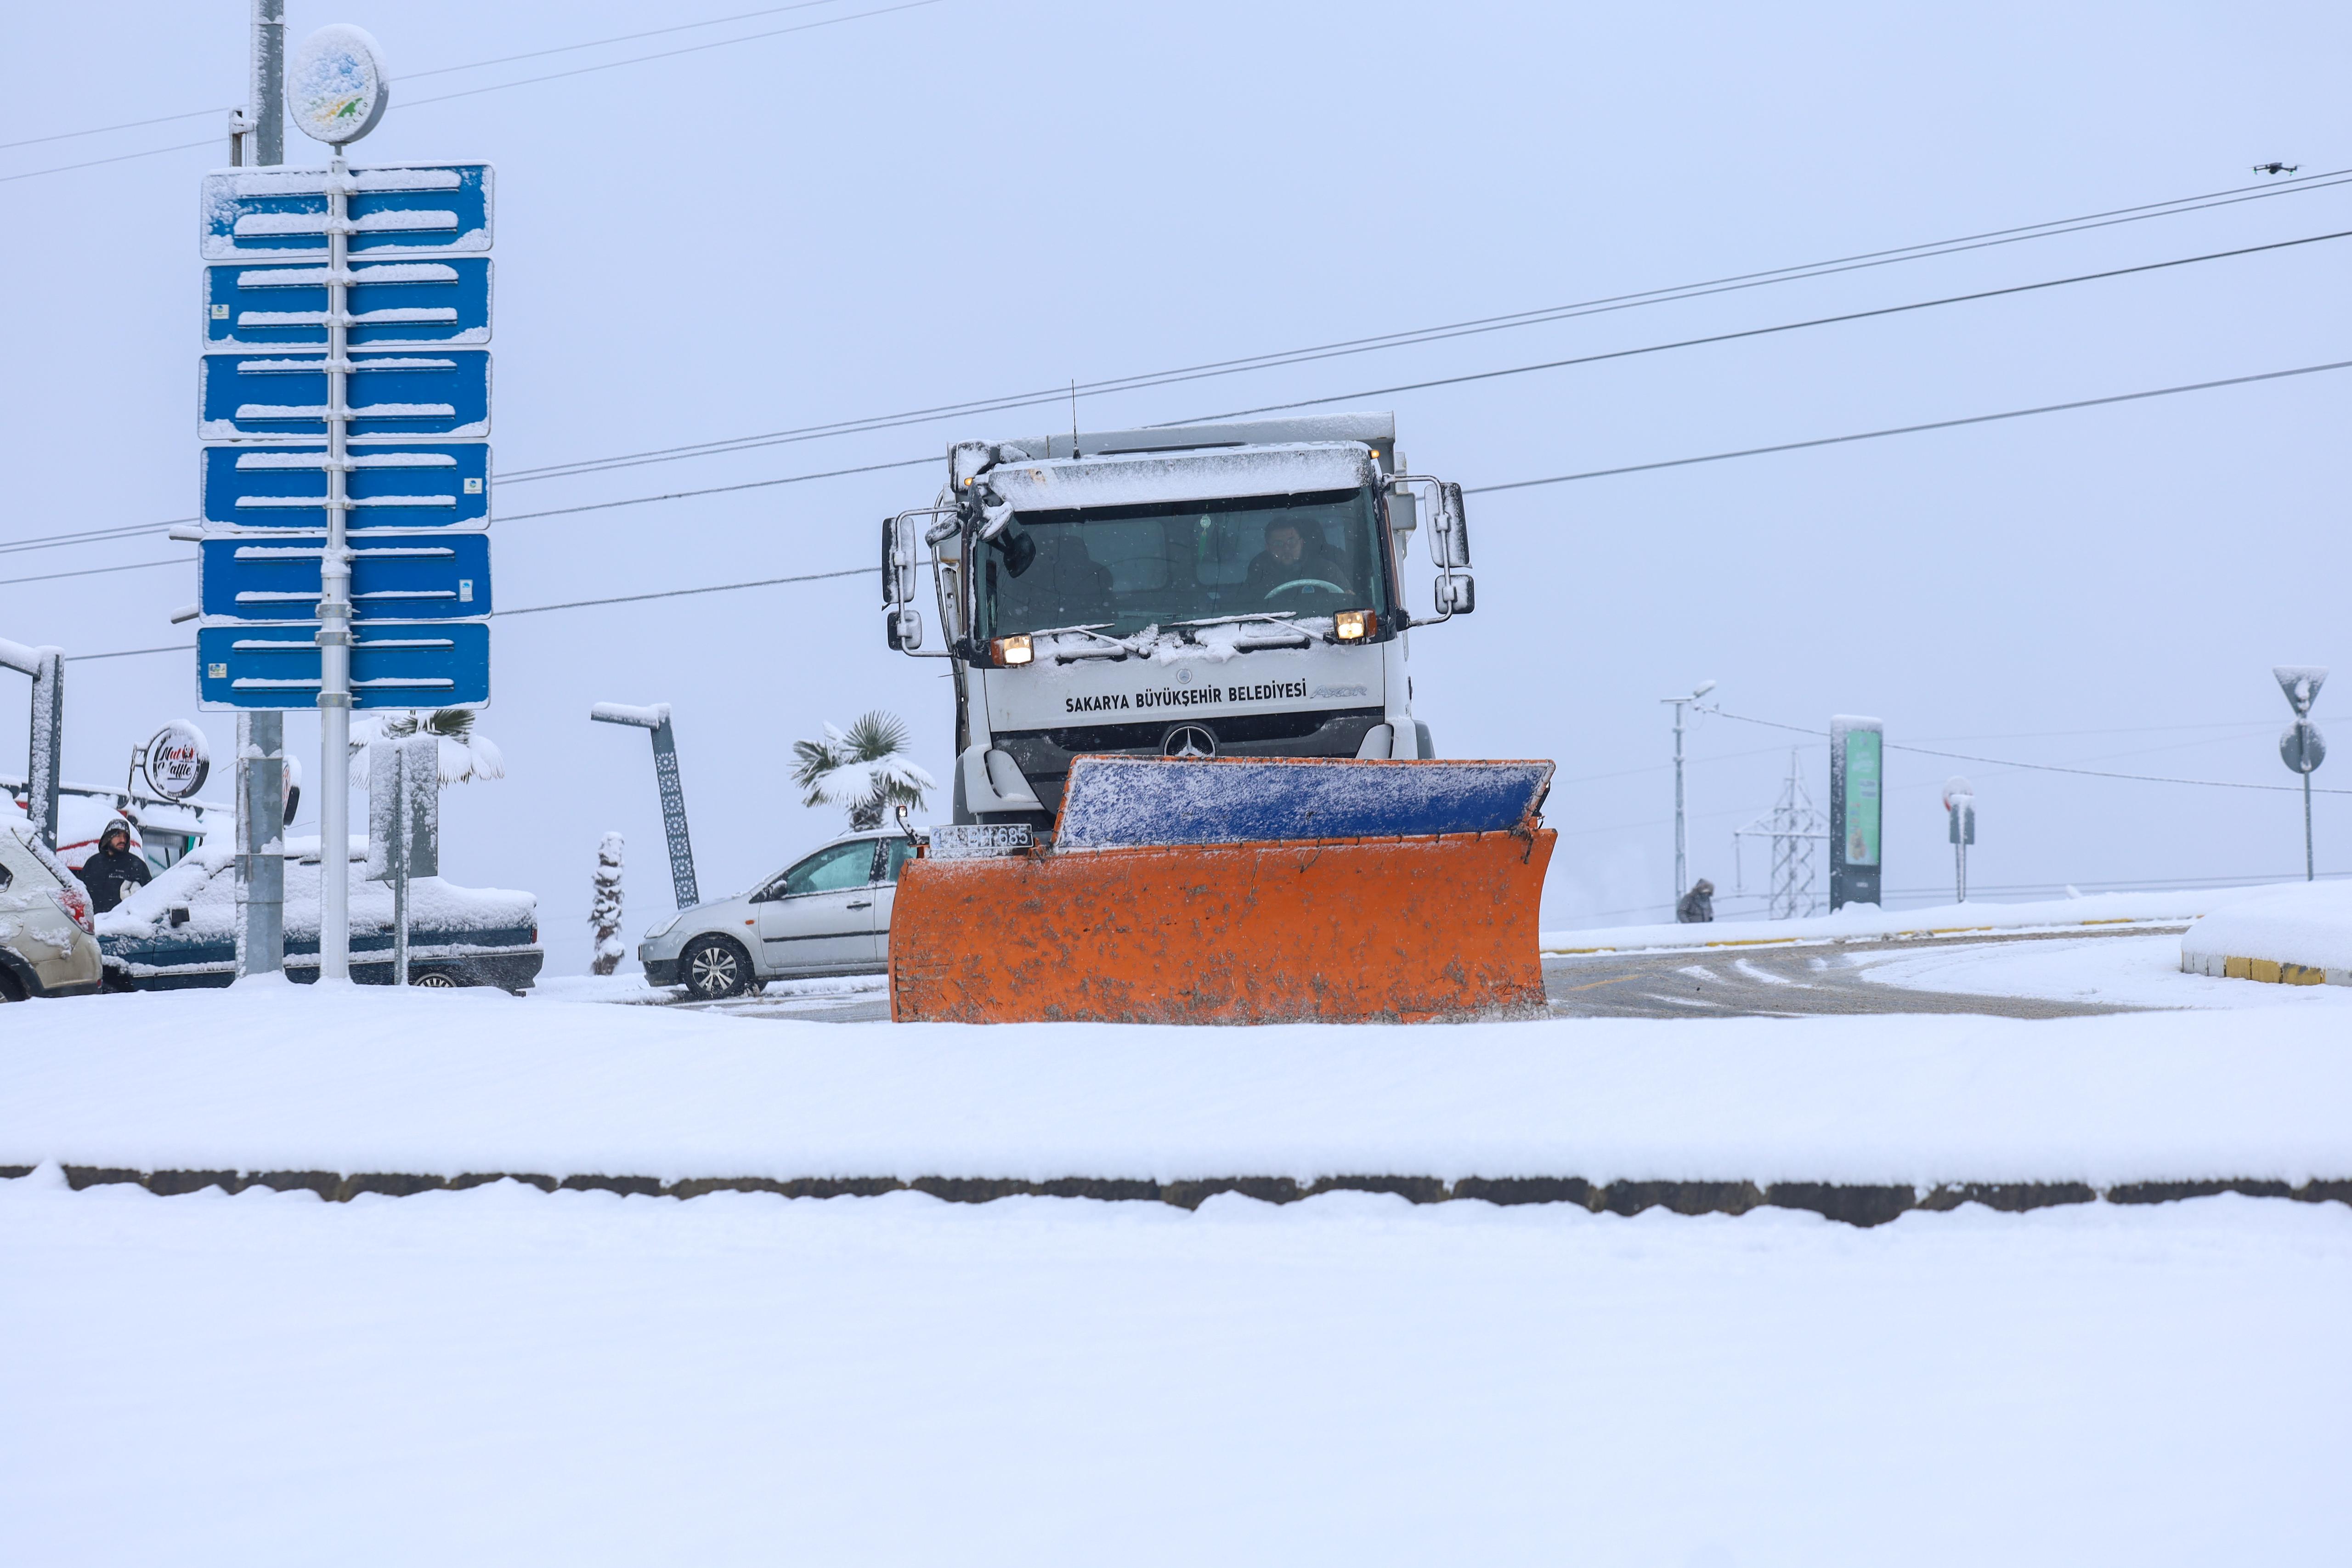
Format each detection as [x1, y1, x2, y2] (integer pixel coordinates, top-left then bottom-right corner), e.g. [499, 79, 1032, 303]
[0, 558, 181, 589]
[0, 0, 946, 185]
[490, 564, 876, 618]
[56, 564, 887, 659]
[13, 346, 2352, 581]
[1466, 357, 2352, 496]
[0, 0, 865, 153]
[498, 457, 935, 524]
[1707, 706, 2352, 795]
[500, 180, 2352, 487]
[19, 225, 2352, 566]
[1182, 227, 2352, 427]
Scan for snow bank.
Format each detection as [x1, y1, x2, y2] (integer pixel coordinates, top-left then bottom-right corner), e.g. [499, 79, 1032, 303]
[2, 987, 2347, 1189]
[5, 1176, 2345, 1566]
[2182, 881, 2352, 984]
[1545, 886, 2269, 954]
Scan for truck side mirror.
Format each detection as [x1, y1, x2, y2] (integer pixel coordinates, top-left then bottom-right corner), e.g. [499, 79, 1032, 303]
[1437, 573, 1475, 615]
[1434, 482, 1471, 568]
[887, 607, 924, 650]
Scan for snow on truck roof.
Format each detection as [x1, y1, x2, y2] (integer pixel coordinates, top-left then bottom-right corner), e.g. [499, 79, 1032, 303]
[989, 442, 1377, 514]
[994, 411, 1397, 461]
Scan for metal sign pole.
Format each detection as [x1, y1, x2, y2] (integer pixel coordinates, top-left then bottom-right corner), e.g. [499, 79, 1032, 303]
[2273, 666, 2328, 884]
[0, 639, 63, 850]
[316, 146, 354, 981]
[390, 743, 410, 986]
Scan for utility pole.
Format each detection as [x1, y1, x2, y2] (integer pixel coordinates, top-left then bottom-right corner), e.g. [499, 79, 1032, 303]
[1660, 679, 1717, 901]
[234, 0, 288, 979]
[2273, 666, 2328, 880]
[248, 1, 285, 165]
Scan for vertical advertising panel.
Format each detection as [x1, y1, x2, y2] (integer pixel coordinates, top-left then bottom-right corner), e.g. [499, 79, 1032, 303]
[1829, 716, 1884, 910]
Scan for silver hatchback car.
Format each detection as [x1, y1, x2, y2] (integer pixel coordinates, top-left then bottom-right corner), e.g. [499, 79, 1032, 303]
[638, 829, 915, 999]
[0, 817, 103, 1002]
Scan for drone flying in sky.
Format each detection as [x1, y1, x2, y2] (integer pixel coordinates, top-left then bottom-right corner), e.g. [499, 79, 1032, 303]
[2253, 162, 2301, 175]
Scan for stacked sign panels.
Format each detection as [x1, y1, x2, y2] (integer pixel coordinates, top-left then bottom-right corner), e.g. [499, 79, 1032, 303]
[195, 164, 494, 709]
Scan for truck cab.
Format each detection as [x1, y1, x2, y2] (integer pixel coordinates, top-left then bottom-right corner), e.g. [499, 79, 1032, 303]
[881, 412, 1474, 826]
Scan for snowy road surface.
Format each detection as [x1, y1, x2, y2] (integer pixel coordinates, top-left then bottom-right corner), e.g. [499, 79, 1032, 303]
[590, 924, 2194, 1021]
[2, 1170, 2345, 1566]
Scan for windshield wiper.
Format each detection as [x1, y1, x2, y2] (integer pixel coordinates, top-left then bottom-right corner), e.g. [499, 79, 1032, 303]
[1166, 611, 1298, 630]
[1018, 622, 1120, 643]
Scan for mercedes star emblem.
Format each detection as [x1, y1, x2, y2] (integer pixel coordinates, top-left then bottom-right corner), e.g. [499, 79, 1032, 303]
[1162, 725, 1217, 760]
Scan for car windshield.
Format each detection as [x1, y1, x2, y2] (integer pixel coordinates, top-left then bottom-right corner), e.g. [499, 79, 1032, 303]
[977, 487, 1390, 640]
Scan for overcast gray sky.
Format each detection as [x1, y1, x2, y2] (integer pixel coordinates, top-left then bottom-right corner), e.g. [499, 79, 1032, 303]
[4, 0, 2347, 966]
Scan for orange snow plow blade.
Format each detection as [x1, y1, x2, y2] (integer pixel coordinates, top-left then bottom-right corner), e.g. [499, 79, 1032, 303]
[889, 757, 1555, 1025]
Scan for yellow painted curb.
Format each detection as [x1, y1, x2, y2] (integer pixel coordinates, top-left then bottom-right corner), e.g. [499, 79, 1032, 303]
[2220, 955, 2328, 986]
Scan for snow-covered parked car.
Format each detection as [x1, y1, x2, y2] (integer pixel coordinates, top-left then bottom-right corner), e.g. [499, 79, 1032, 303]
[98, 837, 542, 991]
[639, 828, 915, 998]
[0, 813, 103, 1002]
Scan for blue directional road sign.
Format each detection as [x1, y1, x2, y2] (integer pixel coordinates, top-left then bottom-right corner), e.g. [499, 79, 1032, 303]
[205, 257, 492, 350]
[198, 621, 491, 710]
[202, 442, 489, 531]
[202, 533, 492, 622]
[201, 164, 493, 261]
[200, 350, 491, 440]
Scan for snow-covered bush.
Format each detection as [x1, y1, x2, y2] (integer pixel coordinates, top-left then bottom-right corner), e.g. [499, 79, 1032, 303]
[590, 832, 625, 976]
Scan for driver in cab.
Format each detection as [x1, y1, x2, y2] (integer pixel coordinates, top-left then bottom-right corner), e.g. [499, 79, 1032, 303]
[1245, 517, 1351, 603]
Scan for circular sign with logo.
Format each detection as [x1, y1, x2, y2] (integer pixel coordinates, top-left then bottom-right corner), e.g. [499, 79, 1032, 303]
[142, 720, 212, 800]
[1162, 725, 1217, 760]
[289, 24, 390, 146]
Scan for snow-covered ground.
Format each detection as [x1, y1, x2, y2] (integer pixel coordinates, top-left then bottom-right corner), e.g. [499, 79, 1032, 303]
[1862, 932, 2352, 1011]
[5, 982, 2348, 1189]
[2182, 880, 2352, 980]
[2, 1170, 2345, 1566]
[1545, 886, 2257, 954]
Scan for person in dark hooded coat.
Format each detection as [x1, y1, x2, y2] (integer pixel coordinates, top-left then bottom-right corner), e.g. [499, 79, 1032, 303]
[77, 818, 150, 915]
[1675, 877, 1715, 924]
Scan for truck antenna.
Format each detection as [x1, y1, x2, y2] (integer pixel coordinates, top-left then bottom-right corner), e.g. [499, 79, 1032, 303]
[1069, 379, 1081, 459]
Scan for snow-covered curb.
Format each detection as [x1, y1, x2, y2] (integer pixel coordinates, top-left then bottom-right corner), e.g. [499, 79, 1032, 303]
[2182, 882, 2352, 986]
[1543, 887, 2274, 955]
[3, 984, 2348, 1195]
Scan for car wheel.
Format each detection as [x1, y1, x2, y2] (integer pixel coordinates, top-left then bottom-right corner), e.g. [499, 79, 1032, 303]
[683, 936, 751, 999]
[410, 969, 462, 989]
[0, 968, 24, 1003]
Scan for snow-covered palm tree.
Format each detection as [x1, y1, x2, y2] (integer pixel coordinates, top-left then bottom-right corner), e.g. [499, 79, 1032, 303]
[351, 708, 505, 785]
[792, 711, 934, 830]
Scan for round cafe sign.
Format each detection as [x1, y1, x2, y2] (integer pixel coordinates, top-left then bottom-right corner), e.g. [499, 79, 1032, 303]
[289, 24, 391, 146]
[142, 721, 212, 801]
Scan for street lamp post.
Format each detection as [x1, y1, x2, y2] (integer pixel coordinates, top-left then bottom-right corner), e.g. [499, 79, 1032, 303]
[1661, 680, 1717, 902]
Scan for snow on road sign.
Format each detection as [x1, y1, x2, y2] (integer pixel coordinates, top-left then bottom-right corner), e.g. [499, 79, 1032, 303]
[200, 164, 492, 260]
[198, 621, 490, 710]
[204, 257, 492, 350]
[200, 349, 491, 441]
[201, 533, 492, 622]
[201, 442, 490, 531]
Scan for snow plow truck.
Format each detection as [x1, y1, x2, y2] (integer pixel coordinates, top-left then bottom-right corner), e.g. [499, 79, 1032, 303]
[877, 411, 1555, 1024]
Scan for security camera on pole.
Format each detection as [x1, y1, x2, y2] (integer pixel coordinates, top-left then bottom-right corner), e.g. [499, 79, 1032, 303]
[192, 23, 494, 985]
[1942, 776, 1975, 903]
[2273, 666, 2328, 881]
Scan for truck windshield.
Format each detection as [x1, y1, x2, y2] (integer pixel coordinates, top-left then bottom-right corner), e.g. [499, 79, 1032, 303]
[977, 487, 1389, 640]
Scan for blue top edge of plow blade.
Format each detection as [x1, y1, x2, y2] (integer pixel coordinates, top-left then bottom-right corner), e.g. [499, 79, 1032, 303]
[1052, 757, 1555, 849]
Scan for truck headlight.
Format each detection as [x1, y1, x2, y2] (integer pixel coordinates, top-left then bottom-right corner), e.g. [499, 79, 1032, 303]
[992, 634, 1034, 667]
[1334, 610, 1374, 641]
